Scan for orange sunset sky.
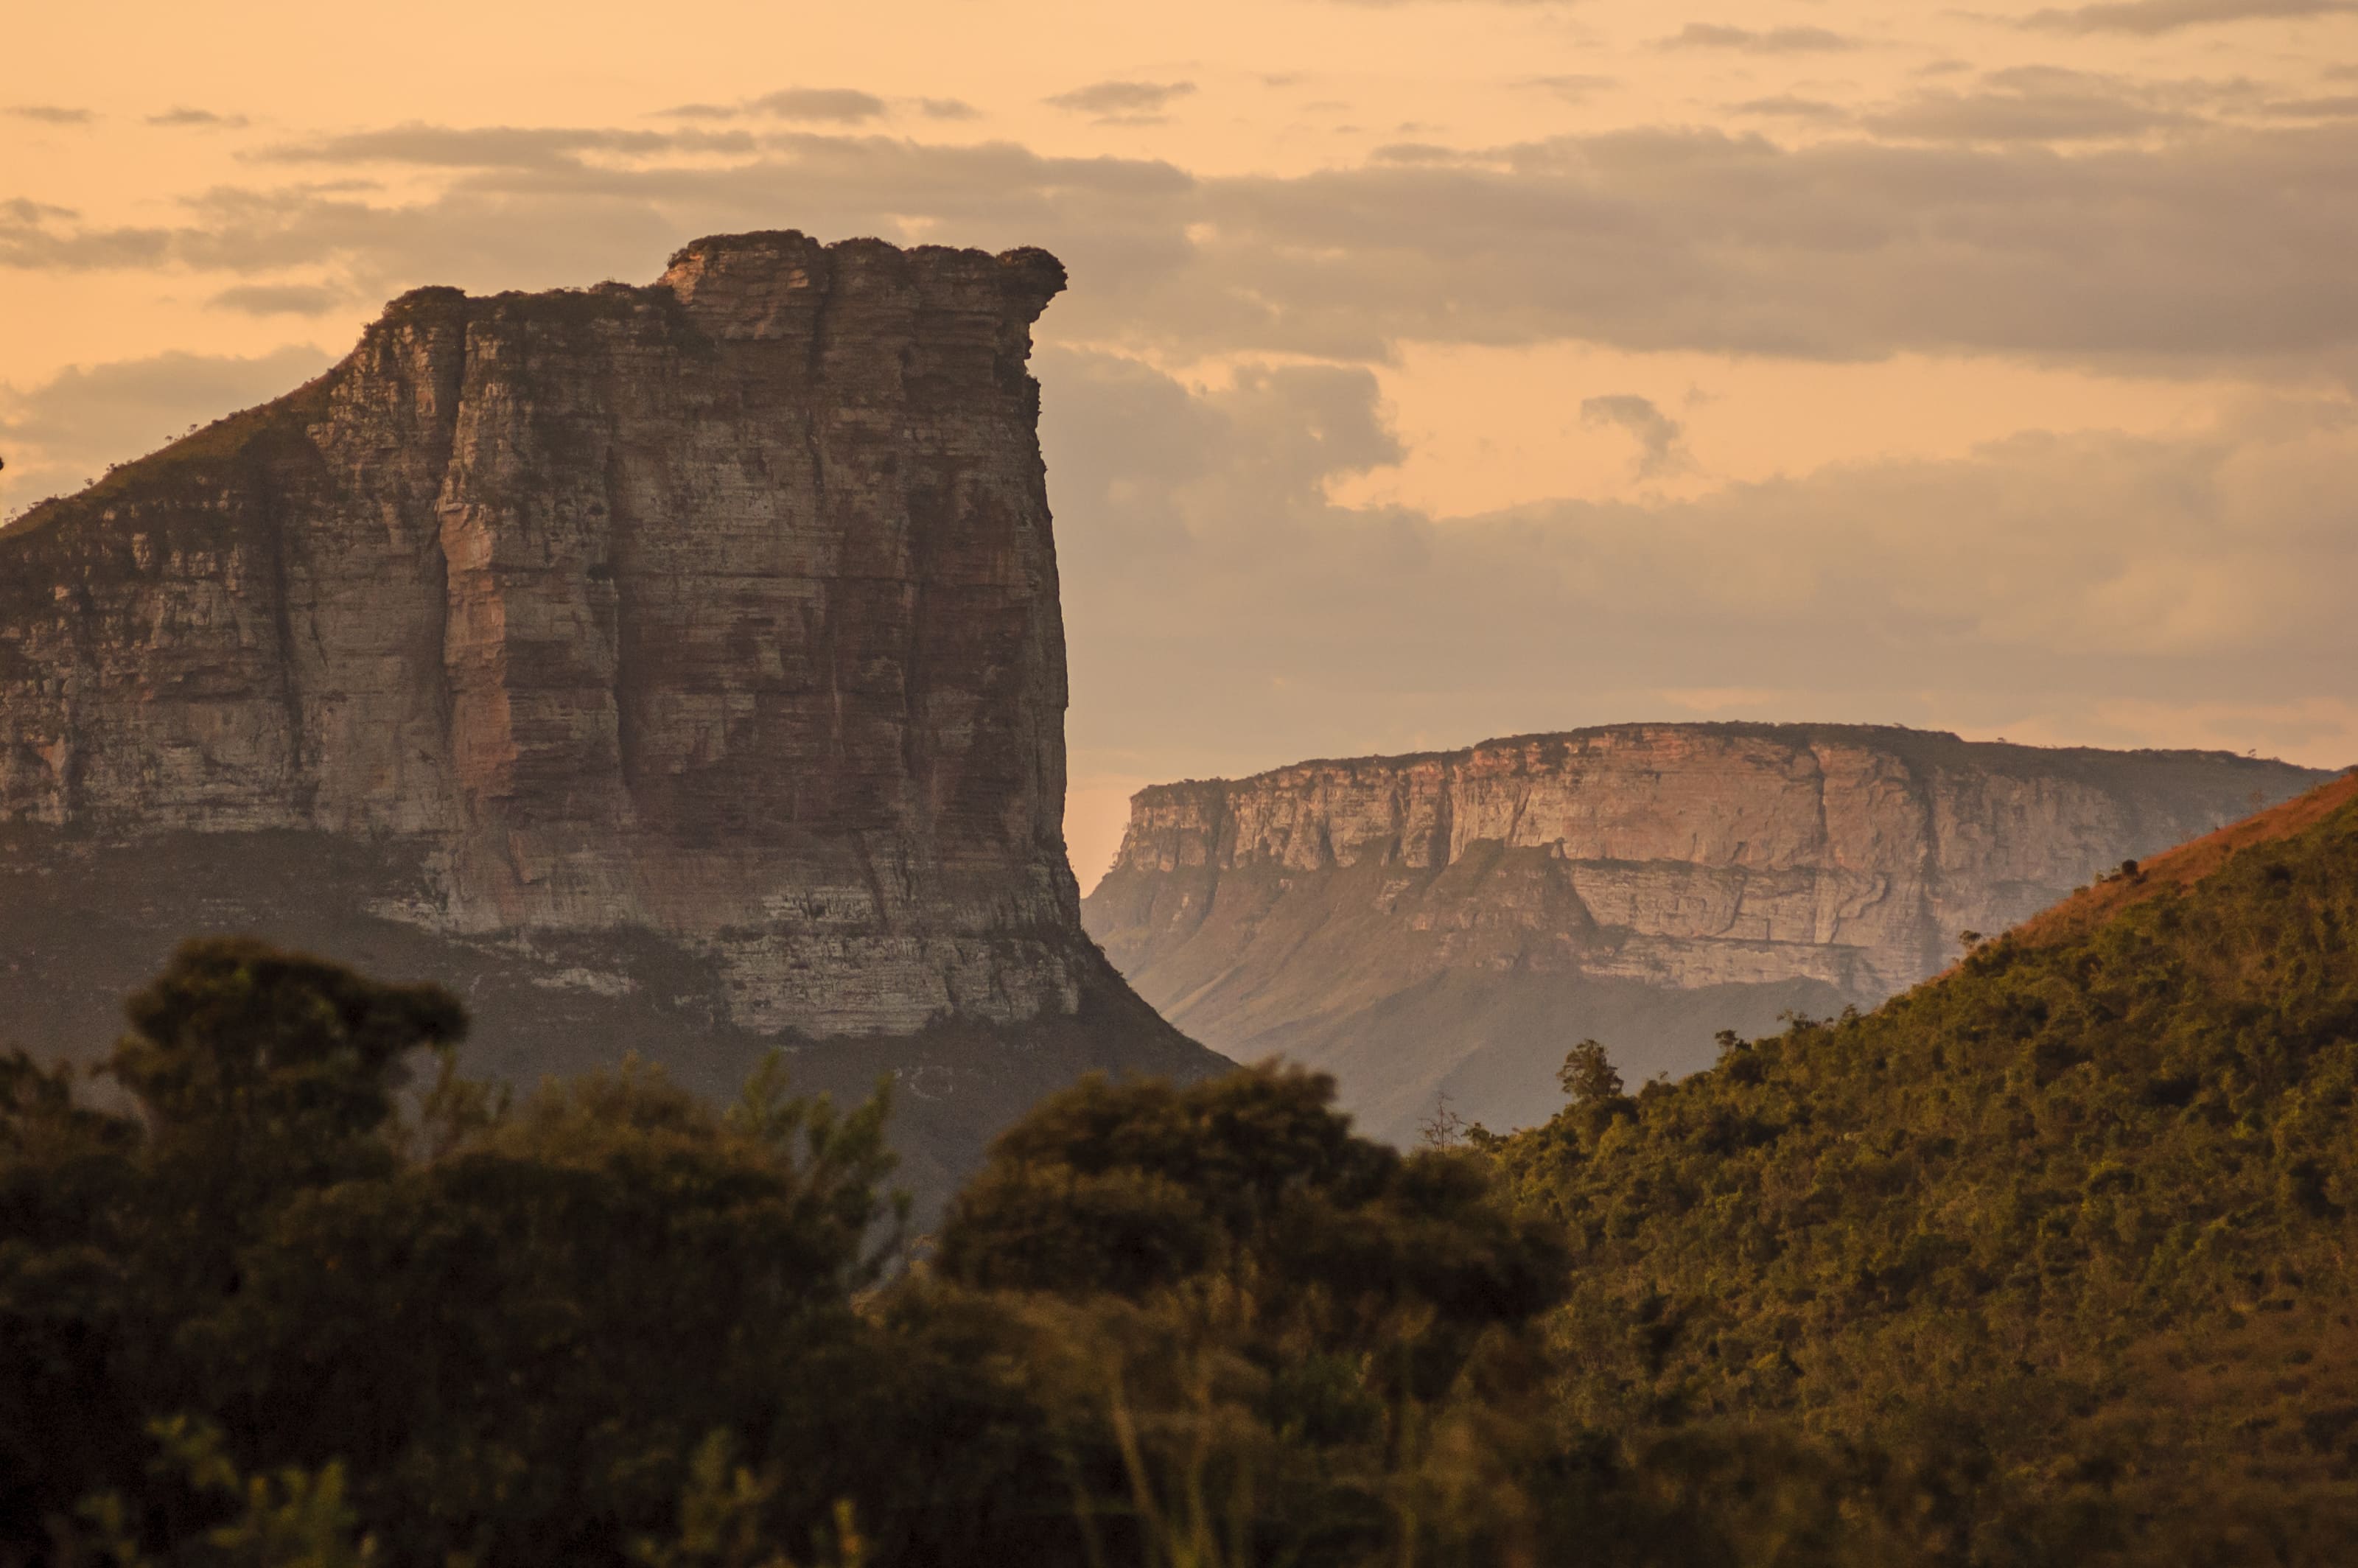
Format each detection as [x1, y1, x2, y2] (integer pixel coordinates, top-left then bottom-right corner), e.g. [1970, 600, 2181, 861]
[5, 0, 2356, 884]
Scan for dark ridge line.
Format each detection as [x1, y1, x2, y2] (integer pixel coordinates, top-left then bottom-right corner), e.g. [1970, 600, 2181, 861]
[1128, 720, 2332, 798]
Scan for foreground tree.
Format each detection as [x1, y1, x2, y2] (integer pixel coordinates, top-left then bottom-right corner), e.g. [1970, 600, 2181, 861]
[912, 1063, 1575, 1566]
[1, 939, 901, 1568]
[2, 945, 1584, 1568]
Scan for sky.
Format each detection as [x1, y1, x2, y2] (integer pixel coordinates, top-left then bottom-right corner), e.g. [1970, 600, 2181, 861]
[4, 0, 2356, 888]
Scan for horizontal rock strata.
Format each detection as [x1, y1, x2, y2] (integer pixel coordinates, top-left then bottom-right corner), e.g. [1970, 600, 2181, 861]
[1082, 724, 2331, 1141]
[0, 231, 1216, 1201]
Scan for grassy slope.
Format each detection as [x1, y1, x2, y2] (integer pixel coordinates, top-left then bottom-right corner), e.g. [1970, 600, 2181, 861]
[2010, 769, 2358, 951]
[0, 374, 335, 543]
[1494, 770, 2358, 1559]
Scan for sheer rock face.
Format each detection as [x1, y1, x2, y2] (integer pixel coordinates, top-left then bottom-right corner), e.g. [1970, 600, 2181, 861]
[1083, 724, 2332, 1141]
[0, 234, 1217, 1172]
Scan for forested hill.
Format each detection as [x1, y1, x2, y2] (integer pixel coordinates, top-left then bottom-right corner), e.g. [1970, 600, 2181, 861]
[8, 773, 2355, 1566]
[1492, 767, 2358, 1563]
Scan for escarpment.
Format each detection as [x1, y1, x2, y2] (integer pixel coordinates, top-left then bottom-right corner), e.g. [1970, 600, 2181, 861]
[0, 230, 1216, 1203]
[1082, 724, 2331, 1142]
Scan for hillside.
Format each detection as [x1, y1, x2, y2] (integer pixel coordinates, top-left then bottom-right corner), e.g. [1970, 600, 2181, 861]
[8, 779, 2355, 1566]
[1490, 768, 2358, 1563]
[1083, 724, 2330, 1142]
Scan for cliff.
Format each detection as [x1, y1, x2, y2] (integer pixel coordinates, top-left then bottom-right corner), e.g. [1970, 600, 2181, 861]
[0, 230, 1217, 1205]
[1081, 723, 2333, 1141]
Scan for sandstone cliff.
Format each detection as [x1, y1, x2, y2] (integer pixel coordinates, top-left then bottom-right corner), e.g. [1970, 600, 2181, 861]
[0, 231, 1216, 1204]
[1082, 724, 2331, 1142]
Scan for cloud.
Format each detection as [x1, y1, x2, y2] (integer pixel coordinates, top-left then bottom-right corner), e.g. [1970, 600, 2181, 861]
[659, 89, 910, 125]
[1518, 74, 1616, 102]
[748, 88, 888, 122]
[1046, 80, 1197, 122]
[7, 105, 95, 125]
[1164, 124, 2358, 370]
[1731, 96, 1850, 121]
[1580, 393, 1695, 478]
[1371, 141, 1486, 164]
[1865, 66, 2203, 143]
[0, 199, 172, 269]
[1, 133, 1201, 339]
[919, 97, 981, 120]
[2257, 93, 2358, 116]
[253, 123, 734, 168]
[8, 118, 2358, 379]
[209, 281, 351, 315]
[1046, 351, 2358, 796]
[2025, 0, 2356, 35]
[148, 108, 248, 129]
[1656, 24, 1858, 53]
[0, 346, 336, 519]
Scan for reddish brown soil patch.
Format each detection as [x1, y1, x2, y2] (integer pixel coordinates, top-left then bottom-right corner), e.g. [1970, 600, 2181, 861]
[2010, 767, 2358, 951]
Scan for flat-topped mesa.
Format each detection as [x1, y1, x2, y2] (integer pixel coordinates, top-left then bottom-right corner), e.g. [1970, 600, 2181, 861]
[0, 234, 1211, 1141]
[1083, 723, 2334, 1141]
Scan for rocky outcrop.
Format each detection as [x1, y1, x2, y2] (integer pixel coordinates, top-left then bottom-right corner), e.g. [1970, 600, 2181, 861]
[1082, 724, 2332, 1141]
[0, 231, 1217, 1204]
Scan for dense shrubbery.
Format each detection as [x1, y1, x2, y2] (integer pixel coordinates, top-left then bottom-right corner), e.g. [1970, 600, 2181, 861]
[916, 1067, 1578, 1564]
[1488, 787, 2358, 1565]
[1, 942, 905, 1567]
[0, 942, 1589, 1567]
[5, 786, 2354, 1564]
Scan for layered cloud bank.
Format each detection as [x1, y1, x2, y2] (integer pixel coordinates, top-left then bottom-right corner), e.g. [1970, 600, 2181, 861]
[7, 115, 2357, 374]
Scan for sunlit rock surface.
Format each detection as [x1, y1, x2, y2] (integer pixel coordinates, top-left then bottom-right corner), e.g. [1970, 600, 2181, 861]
[1084, 724, 2330, 1141]
[0, 231, 1215, 1205]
